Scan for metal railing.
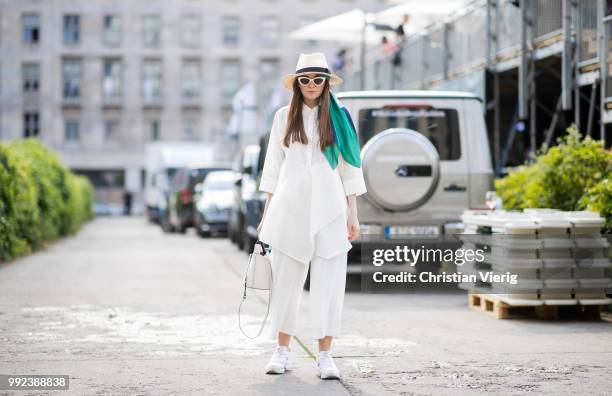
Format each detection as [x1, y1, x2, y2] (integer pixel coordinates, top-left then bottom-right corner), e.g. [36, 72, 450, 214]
[604, 16, 612, 100]
[423, 26, 446, 83]
[578, 0, 598, 64]
[447, 5, 487, 77]
[496, 0, 522, 57]
[535, 0, 563, 40]
[345, 0, 599, 91]
[401, 37, 423, 88]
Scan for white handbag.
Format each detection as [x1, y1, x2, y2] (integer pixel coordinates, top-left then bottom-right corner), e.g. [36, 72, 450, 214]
[238, 239, 273, 338]
[244, 241, 273, 290]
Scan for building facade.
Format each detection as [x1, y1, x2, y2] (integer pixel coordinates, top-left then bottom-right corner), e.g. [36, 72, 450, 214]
[0, 0, 386, 212]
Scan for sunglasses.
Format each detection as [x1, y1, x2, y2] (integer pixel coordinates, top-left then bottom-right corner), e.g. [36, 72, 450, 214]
[297, 75, 328, 87]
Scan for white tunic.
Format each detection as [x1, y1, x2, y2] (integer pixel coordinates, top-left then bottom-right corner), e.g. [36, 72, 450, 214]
[258, 103, 367, 265]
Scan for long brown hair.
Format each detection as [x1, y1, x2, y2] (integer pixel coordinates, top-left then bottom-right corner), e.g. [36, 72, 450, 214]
[282, 79, 334, 151]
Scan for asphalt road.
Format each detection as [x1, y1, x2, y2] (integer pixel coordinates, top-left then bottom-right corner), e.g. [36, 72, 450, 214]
[0, 217, 611, 395]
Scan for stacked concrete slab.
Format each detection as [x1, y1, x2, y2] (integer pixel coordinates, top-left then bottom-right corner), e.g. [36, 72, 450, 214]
[457, 209, 612, 306]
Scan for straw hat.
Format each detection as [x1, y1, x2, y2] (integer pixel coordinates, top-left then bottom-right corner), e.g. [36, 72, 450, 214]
[282, 52, 343, 90]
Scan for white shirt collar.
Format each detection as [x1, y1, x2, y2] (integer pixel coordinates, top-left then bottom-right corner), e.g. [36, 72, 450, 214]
[302, 103, 319, 116]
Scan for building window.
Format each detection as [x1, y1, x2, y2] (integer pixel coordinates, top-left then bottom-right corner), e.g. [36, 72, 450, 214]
[148, 120, 160, 140]
[104, 120, 119, 141]
[64, 120, 80, 141]
[103, 59, 122, 101]
[259, 58, 279, 105]
[142, 60, 162, 103]
[143, 15, 161, 47]
[22, 63, 40, 93]
[63, 14, 80, 45]
[221, 59, 241, 103]
[182, 59, 201, 100]
[141, 169, 146, 189]
[181, 15, 201, 47]
[299, 16, 318, 46]
[22, 13, 40, 45]
[23, 112, 39, 137]
[260, 16, 280, 43]
[62, 59, 81, 99]
[73, 170, 124, 188]
[103, 15, 121, 46]
[222, 16, 240, 45]
[183, 118, 196, 140]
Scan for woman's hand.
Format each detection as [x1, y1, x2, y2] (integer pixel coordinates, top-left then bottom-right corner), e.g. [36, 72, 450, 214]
[347, 211, 360, 241]
[346, 194, 360, 241]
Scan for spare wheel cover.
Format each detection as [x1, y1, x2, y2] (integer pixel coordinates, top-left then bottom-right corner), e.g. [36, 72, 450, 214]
[361, 128, 440, 212]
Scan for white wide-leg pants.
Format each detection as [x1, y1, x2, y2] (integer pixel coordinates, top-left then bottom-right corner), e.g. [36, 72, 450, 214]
[267, 212, 349, 340]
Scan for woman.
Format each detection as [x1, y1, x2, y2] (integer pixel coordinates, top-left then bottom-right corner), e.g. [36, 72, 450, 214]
[256, 52, 367, 380]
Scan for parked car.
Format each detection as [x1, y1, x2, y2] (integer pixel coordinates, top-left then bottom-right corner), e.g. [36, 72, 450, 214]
[194, 170, 236, 237]
[335, 90, 494, 273]
[228, 144, 266, 252]
[162, 163, 231, 233]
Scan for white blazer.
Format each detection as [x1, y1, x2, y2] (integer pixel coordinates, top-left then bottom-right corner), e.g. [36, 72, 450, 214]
[258, 103, 367, 265]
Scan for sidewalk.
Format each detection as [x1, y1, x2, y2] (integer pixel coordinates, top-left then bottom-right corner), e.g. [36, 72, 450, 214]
[0, 217, 610, 395]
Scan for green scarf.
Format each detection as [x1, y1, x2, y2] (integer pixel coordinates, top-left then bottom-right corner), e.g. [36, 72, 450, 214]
[322, 93, 362, 170]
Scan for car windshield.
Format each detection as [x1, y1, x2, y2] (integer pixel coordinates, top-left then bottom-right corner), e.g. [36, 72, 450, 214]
[166, 167, 178, 180]
[358, 107, 461, 160]
[205, 178, 233, 191]
[244, 150, 259, 174]
[189, 167, 229, 187]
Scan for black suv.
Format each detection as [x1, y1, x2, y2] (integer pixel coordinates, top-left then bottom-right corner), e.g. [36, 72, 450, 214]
[229, 140, 268, 252]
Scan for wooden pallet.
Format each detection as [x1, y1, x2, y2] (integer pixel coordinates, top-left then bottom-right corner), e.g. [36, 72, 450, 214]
[468, 293, 604, 320]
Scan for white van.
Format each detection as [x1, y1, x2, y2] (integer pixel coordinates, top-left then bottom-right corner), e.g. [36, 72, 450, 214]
[144, 142, 216, 223]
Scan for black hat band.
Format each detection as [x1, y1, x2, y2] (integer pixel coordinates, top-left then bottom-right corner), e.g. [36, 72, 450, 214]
[295, 66, 330, 74]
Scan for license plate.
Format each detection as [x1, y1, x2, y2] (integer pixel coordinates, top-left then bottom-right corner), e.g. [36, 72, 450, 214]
[384, 225, 440, 239]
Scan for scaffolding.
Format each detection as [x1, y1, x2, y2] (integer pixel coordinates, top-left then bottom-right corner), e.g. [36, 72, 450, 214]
[343, 0, 612, 174]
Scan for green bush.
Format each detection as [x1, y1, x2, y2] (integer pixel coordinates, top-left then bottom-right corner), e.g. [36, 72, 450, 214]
[578, 178, 612, 233]
[10, 139, 65, 240]
[64, 173, 95, 235]
[494, 163, 539, 210]
[0, 145, 39, 259]
[495, 124, 612, 233]
[0, 139, 94, 261]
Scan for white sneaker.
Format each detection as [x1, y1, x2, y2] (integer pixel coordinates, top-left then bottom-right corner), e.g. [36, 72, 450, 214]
[265, 346, 292, 374]
[316, 350, 340, 379]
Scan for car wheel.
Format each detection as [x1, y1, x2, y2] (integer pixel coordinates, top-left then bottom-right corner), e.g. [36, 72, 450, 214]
[345, 273, 360, 291]
[146, 209, 155, 223]
[243, 231, 255, 253]
[228, 219, 237, 243]
[237, 217, 245, 250]
[161, 216, 174, 233]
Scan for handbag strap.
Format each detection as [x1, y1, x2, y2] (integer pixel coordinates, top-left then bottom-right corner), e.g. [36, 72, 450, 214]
[238, 285, 271, 339]
[238, 239, 273, 339]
